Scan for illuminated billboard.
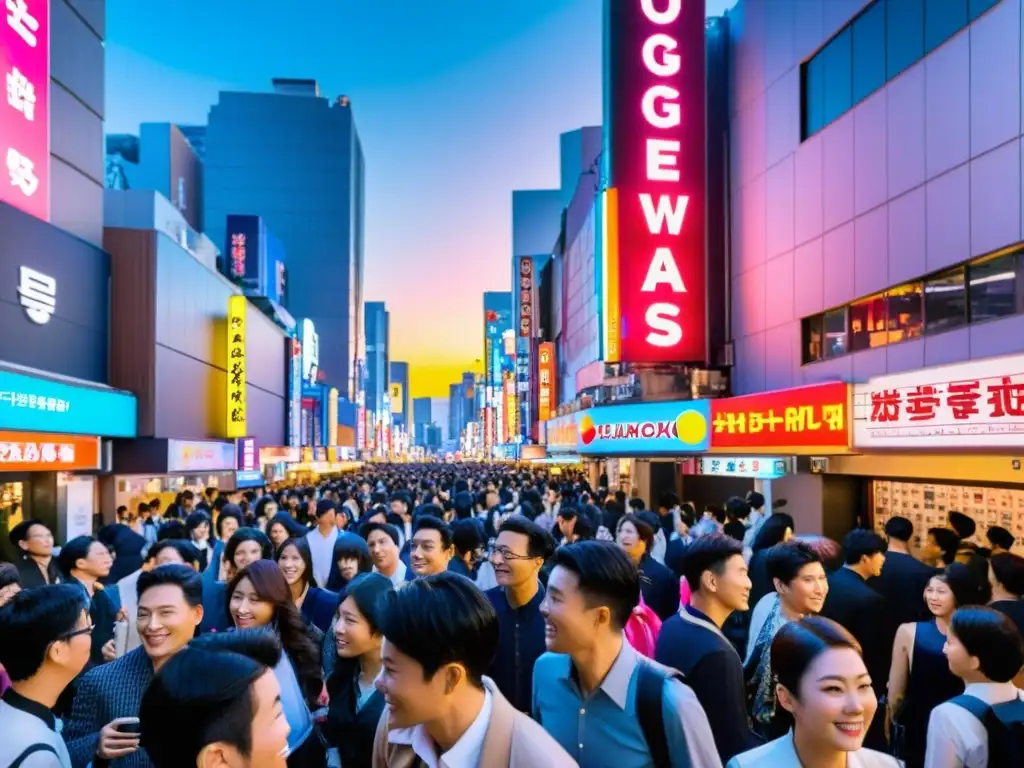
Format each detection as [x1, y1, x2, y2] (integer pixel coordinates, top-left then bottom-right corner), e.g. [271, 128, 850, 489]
[226, 296, 247, 438]
[602, 0, 706, 364]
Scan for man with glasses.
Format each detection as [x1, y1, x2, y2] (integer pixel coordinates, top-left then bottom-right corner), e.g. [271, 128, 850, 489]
[10, 519, 62, 588]
[0, 584, 93, 767]
[484, 515, 555, 712]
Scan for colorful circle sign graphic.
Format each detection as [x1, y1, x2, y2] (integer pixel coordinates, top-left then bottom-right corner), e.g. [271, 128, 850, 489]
[676, 409, 708, 446]
[579, 414, 597, 445]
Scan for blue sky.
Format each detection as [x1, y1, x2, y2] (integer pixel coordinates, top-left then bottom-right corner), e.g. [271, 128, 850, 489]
[106, 0, 737, 397]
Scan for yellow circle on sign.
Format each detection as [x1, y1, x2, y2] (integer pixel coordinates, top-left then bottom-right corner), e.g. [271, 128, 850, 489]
[676, 409, 708, 446]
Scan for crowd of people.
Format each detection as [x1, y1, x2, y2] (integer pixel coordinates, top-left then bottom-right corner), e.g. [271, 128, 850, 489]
[0, 463, 1023, 768]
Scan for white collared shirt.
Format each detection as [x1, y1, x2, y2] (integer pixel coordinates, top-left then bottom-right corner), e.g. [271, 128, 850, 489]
[375, 559, 407, 588]
[389, 688, 493, 768]
[925, 681, 1024, 768]
[306, 526, 338, 587]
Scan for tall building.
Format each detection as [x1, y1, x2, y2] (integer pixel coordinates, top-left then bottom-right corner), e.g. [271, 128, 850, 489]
[203, 79, 365, 399]
[365, 302, 390, 422]
[447, 372, 476, 446]
[482, 292, 513, 450]
[412, 396, 432, 445]
[388, 361, 410, 430]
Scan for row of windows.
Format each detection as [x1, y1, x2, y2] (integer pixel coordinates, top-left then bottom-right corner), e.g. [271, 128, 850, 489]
[802, 0, 1002, 139]
[801, 246, 1024, 364]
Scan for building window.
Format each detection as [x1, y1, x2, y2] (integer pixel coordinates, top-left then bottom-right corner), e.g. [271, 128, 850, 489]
[852, 0, 887, 103]
[802, 315, 824, 364]
[849, 294, 888, 351]
[822, 28, 853, 126]
[924, 267, 967, 333]
[886, 0, 925, 79]
[969, 250, 1019, 322]
[926, 0, 968, 53]
[803, 55, 826, 137]
[886, 282, 924, 342]
[970, 0, 1001, 20]
[824, 308, 848, 358]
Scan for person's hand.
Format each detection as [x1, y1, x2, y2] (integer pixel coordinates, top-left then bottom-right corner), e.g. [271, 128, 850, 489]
[317, 683, 330, 708]
[101, 639, 117, 662]
[97, 718, 140, 759]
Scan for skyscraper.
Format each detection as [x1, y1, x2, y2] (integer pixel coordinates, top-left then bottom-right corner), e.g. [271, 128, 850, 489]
[203, 79, 365, 399]
[365, 301, 390, 422]
[388, 361, 410, 430]
[412, 397, 432, 445]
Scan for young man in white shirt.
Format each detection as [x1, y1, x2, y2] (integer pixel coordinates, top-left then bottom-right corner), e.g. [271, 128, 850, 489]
[307, 499, 340, 587]
[925, 606, 1024, 768]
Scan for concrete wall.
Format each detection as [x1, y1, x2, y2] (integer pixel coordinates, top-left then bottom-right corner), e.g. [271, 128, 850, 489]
[728, 0, 1024, 394]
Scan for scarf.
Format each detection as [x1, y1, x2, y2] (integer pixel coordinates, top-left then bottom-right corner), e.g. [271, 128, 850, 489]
[747, 597, 782, 727]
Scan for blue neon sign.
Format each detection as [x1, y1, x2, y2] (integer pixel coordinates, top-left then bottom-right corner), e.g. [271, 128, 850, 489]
[577, 400, 710, 455]
[0, 369, 137, 437]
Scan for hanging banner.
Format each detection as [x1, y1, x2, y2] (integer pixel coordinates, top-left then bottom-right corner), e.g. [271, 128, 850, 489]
[538, 342, 557, 422]
[518, 257, 534, 338]
[226, 295, 247, 437]
[328, 387, 339, 446]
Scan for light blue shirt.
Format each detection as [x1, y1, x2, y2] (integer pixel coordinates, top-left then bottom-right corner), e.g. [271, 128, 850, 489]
[532, 638, 722, 768]
[274, 650, 314, 752]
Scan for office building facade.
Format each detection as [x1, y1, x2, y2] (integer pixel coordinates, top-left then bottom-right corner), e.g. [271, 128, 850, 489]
[388, 361, 410, 430]
[412, 396, 432, 445]
[203, 79, 365, 400]
[365, 301, 390, 422]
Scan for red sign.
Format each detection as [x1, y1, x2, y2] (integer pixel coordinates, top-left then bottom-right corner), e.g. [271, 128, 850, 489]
[1, 0, 50, 221]
[518, 257, 534, 338]
[603, 0, 705, 364]
[230, 233, 247, 278]
[538, 342, 556, 422]
[710, 383, 850, 452]
[0, 431, 100, 472]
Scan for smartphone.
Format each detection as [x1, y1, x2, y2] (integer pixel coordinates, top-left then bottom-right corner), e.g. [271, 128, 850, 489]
[113, 620, 128, 658]
[116, 718, 141, 735]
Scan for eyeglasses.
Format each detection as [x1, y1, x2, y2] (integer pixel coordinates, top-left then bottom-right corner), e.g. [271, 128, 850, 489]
[59, 624, 95, 641]
[489, 546, 534, 562]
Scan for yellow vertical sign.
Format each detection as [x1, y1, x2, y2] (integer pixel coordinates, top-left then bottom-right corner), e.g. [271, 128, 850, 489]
[226, 295, 247, 437]
[328, 387, 339, 446]
[390, 383, 403, 414]
[602, 187, 621, 363]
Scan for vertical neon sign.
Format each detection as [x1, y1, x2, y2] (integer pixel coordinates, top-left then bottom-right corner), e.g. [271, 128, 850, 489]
[603, 0, 706, 364]
[1, 0, 50, 221]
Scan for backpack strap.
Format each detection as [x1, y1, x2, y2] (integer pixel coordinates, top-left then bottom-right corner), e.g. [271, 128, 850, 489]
[636, 662, 684, 768]
[950, 694, 992, 722]
[10, 743, 58, 768]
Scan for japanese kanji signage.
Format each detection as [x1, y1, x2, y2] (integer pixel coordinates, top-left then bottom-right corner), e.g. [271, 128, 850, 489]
[853, 356, 1024, 450]
[699, 456, 790, 480]
[538, 342, 556, 422]
[226, 295, 247, 438]
[0, 430, 99, 472]
[518, 257, 534, 338]
[230, 232, 247, 278]
[2, 0, 49, 221]
[602, 0, 706, 364]
[710, 382, 850, 453]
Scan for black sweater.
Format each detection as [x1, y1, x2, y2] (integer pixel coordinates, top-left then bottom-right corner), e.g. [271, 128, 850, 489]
[325, 660, 386, 768]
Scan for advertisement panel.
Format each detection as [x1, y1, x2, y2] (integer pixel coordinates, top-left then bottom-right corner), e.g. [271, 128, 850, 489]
[0, 431, 99, 472]
[0, 369, 136, 437]
[504, 373, 517, 442]
[225, 214, 260, 287]
[301, 319, 319, 385]
[328, 387, 339, 446]
[226, 295, 247, 438]
[576, 400, 711, 455]
[287, 338, 302, 447]
[710, 383, 850, 453]
[603, 0, 706, 364]
[853, 355, 1024, 450]
[699, 456, 791, 480]
[538, 342, 557, 422]
[518, 257, 534, 338]
[236, 437, 258, 472]
[167, 440, 236, 473]
[0, 0, 49, 221]
[543, 412, 578, 452]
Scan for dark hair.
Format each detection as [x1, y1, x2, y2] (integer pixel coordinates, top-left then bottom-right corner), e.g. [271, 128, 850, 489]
[316, 499, 337, 518]
[617, 513, 656, 553]
[752, 514, 795, 552]
[556, 504, 579, 521]
[842, 529, 887, 566]
[184, 511, 212, 535]
[496, 515, 556, 559]
[226, 560, 321, 704]
[377, 572, 497, 686]
[884, 516, 914, 542]
[552, 541, 640, 630]
[138, 564, 204, 607]
[274, 536, 317, 589]
[215, 506, 244, 539]
[344, 573, 394, 634]
[156, 520, 189, 541]
[0, 562, 20, 590]
[990, 552, 1024, 596]
[935, 562, 989, 608]
[412, 515, 453, 550]
[8, 518, 48, 547]
[950, 607, 1024, 683]
[0, 584, 89, 681]
[772, 616, 863, 698]
[57, 536, 104, 578]
[928, 527, 961, 565]
[330, 532, 373, 577]
[140, 630, 282, 767]
[224, 527, 273, 568]
[682, 533, 745, 592]
[267, 511, 306, 540]
[747, 491, 766, 510]
[658, 492, 680, 511]
[948, 511, 976, 539]
[451, 519, 485, 556]
[146, 539, 200, 567]
[360, 521, 400, 548]
[767, 541, 824, 586]
[986, 525, 1015, 551]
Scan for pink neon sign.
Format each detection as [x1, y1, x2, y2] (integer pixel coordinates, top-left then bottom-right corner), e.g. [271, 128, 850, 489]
[1, 0, 49, 221]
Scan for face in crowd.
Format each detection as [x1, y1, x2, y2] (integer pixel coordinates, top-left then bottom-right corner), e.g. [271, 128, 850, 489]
[138, 582, 203, 665]
[409, 527, 453, 577]
[367, 529, 400, 574]
[776, 561, 829, 615]
[490, 529, 544, 590]
[229, 577, 274, 629]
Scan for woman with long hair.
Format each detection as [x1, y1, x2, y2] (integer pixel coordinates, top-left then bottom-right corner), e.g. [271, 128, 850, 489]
[274, 536, 340, 636]
[268, 511, 306, 551]
[887, 562, 988, 767]
[324, 533, 373, 594]
[227, 559, 325, 767]
[728, 617, 899, 767]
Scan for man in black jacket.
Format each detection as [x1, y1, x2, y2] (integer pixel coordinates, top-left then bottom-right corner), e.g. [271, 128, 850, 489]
[820, 528, 888, 749]
[654, 533, 761, 763]
[868, 516, 938, 628]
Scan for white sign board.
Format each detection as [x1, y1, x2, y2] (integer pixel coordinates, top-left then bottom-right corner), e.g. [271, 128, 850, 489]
[18, 265, 56, 324]
[852, 355, 1024, 449]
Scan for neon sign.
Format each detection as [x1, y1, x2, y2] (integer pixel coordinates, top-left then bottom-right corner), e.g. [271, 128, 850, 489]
[603, 0, 705, 364]
[230, 233, 247, 278]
